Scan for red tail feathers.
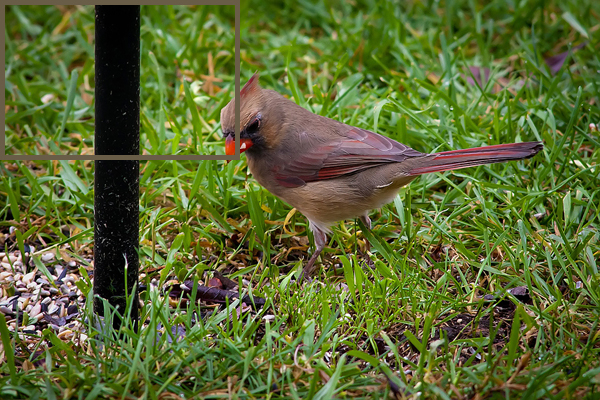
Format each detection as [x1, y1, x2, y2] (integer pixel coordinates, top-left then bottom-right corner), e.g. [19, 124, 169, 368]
[407, 142, 543, 175]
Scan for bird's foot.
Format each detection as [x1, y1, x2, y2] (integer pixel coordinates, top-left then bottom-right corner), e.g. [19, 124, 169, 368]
[362, 255, 375, 270]
[298, 265, 316, 282]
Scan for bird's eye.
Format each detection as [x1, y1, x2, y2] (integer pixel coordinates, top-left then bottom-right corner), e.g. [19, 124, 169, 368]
[246, 115, 261, 134]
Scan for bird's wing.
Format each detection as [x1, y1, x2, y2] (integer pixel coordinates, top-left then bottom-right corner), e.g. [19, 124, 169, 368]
[273, 126, 425, 188]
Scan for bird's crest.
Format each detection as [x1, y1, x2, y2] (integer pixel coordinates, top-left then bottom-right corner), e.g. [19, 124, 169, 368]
[241, 72, 260, 99]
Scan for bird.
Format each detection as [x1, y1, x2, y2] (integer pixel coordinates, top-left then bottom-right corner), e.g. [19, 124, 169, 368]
[220, 73, 543, 279]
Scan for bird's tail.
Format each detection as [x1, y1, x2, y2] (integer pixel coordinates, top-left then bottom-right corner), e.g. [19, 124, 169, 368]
[406, 142, 543, 176]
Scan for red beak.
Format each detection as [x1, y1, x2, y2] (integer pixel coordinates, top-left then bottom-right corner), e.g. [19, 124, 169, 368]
[225, 135, 254, 155]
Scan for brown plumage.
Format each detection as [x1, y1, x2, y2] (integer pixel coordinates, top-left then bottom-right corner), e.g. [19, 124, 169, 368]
[221, 74, 543, 279]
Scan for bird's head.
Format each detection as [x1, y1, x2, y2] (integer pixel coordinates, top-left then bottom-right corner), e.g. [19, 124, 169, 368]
[221, 73, 271, 156]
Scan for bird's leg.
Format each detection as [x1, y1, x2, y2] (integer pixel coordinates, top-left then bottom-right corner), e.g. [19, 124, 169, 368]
[300, 225, 328, 280]
[359, 215, 374, 267]
[359, 215, 372, 248]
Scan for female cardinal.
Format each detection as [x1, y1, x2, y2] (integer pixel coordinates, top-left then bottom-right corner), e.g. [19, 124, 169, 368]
[221, 74, 543, 279]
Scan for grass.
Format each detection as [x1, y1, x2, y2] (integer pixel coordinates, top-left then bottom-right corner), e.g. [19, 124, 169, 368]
[2, 1, 600, 399]
[5, 5, 234, 156]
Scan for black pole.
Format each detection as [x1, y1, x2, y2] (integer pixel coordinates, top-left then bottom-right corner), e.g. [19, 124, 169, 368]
[94, 6, 140, 328]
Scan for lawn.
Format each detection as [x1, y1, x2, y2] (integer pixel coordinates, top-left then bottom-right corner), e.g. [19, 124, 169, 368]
[2, 2, 600, 399]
